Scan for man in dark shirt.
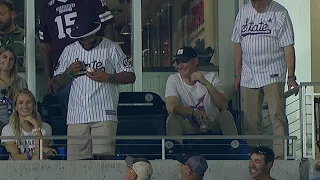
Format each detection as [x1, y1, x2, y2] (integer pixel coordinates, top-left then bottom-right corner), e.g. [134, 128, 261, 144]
[0, 0, 41, 70]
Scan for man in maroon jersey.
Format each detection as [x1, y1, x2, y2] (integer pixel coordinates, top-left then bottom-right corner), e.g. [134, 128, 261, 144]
[39, 0, 115, 117]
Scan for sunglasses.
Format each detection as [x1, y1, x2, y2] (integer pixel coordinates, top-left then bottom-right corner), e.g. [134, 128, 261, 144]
[251, 150, 269, 156]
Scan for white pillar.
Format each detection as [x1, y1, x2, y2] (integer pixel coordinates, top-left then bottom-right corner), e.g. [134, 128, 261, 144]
[238, 0, 246, 6]
[217, 0, 238, 98]
[275, 0, 312, 159]
[132, 0, 143, 92]
[25, 0, 36, 96]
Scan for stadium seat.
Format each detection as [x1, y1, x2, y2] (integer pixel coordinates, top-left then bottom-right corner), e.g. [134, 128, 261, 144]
[0, 146, 9, 160]
[116, 92, 168, 160]
[38, 94, 67, 146]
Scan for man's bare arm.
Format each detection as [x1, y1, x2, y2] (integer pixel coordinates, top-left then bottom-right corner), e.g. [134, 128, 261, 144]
[112, 72, 135, 84]
[52, 71, 72, 92]
[166, 96, 192, 117]
[204, 82, 228, 111]
[52, 61, 84, 92]
[234, 43, 242, 75]
[284, 45, 295, 77]
[40, 43, 53, 79]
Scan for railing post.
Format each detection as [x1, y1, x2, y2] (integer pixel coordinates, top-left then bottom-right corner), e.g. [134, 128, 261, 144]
[311, 85, 317, 159]
[40, 139, 43, 160]
[293, 138, 297, 159]
[284, 138, 288, 160]
[300, 85, 306, 158]
[161, 139, 165, 160]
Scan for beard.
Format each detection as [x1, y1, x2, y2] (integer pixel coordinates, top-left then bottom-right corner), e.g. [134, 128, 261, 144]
[249, 168, 263, 178]
[0, 18, 13, 32]
[79, 36, 99, 50]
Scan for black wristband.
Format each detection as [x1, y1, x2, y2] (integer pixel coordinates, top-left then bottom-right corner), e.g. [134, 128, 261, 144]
[288, 75, 296, 80]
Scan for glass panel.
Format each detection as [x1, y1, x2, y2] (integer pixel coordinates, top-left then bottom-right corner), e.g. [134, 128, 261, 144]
[1, 0, 28, 71]
[107, 0, 133, 92]
[142, 0, 172, 68]
[142, 0, 216, 71]
[33, 0, 134, 98]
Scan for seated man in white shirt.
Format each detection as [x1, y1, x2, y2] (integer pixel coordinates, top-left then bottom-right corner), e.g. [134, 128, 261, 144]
[165, 46, 238, 144]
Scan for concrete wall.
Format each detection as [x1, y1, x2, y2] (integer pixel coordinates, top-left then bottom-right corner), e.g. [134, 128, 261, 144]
[309, 159, 320, 179]
[0, 160, 303, 180]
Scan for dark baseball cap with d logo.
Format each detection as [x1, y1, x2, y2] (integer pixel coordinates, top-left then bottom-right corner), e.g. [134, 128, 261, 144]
[173, 46, 198, 64]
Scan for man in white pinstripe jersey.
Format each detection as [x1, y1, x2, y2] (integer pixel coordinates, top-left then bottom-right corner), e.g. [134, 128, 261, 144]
[51, 11, 136, 160]
[231, 0, 298, 159]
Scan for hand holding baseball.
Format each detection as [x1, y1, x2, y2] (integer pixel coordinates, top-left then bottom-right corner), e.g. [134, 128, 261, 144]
[67, 61, 83, 75]
[86, 67, 95, 73]
[86, 68, 109, 82]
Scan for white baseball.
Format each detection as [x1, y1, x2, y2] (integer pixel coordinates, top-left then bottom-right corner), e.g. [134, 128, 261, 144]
[87, 67, 95, 72]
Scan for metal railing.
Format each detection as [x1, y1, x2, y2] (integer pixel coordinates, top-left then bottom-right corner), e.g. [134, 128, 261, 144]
[0, 135, 297, 160]
[299, 82, 320, 159]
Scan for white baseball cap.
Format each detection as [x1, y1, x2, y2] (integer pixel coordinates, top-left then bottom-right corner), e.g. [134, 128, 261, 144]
[125, 156, 153, 180]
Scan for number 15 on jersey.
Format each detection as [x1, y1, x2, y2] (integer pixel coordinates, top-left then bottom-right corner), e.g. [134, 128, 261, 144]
[54, 12, 78, 39]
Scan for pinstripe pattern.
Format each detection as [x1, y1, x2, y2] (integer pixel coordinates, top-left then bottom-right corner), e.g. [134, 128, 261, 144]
[231, 1, 294, 88]
[54, 38, 133, 124]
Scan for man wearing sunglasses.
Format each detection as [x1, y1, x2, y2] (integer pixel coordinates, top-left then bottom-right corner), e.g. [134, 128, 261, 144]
[249, 146, 276, 180]
[165, 46, 238, 144]
[124, 156, 153, 180]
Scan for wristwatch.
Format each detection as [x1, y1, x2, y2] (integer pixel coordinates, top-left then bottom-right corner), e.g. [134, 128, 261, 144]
[106, 74, 115, 82]
[288, 75, 296, 80]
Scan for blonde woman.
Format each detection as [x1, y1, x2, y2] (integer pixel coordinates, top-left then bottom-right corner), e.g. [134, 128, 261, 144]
[1, 89, 56, 160]
[0, 46, 27, 131]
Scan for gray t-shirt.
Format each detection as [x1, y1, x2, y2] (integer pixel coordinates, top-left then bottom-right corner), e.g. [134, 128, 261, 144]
[0, 76, 27, 128]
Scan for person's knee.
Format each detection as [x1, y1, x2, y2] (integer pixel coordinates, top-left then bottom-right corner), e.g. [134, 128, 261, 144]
[166, 113, 184, 127]
[166, 113, 185, 135]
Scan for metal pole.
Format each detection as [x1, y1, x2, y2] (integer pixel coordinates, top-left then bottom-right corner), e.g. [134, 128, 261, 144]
[312, 87, 316, 159]
[132, 0, 142, 92]
[157, 11, 162, 67]
[40, 139, 43, 160]
[284, 139, 288, 160]
[161, 139, 165, 160]
[0, 135, 298, 140]
[146, 22, 152, 67]
[293, 139, 296, 159]
[300, 85, 306, 158]
[167, 1, 172, 67]
[25, 0, 36, 96]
